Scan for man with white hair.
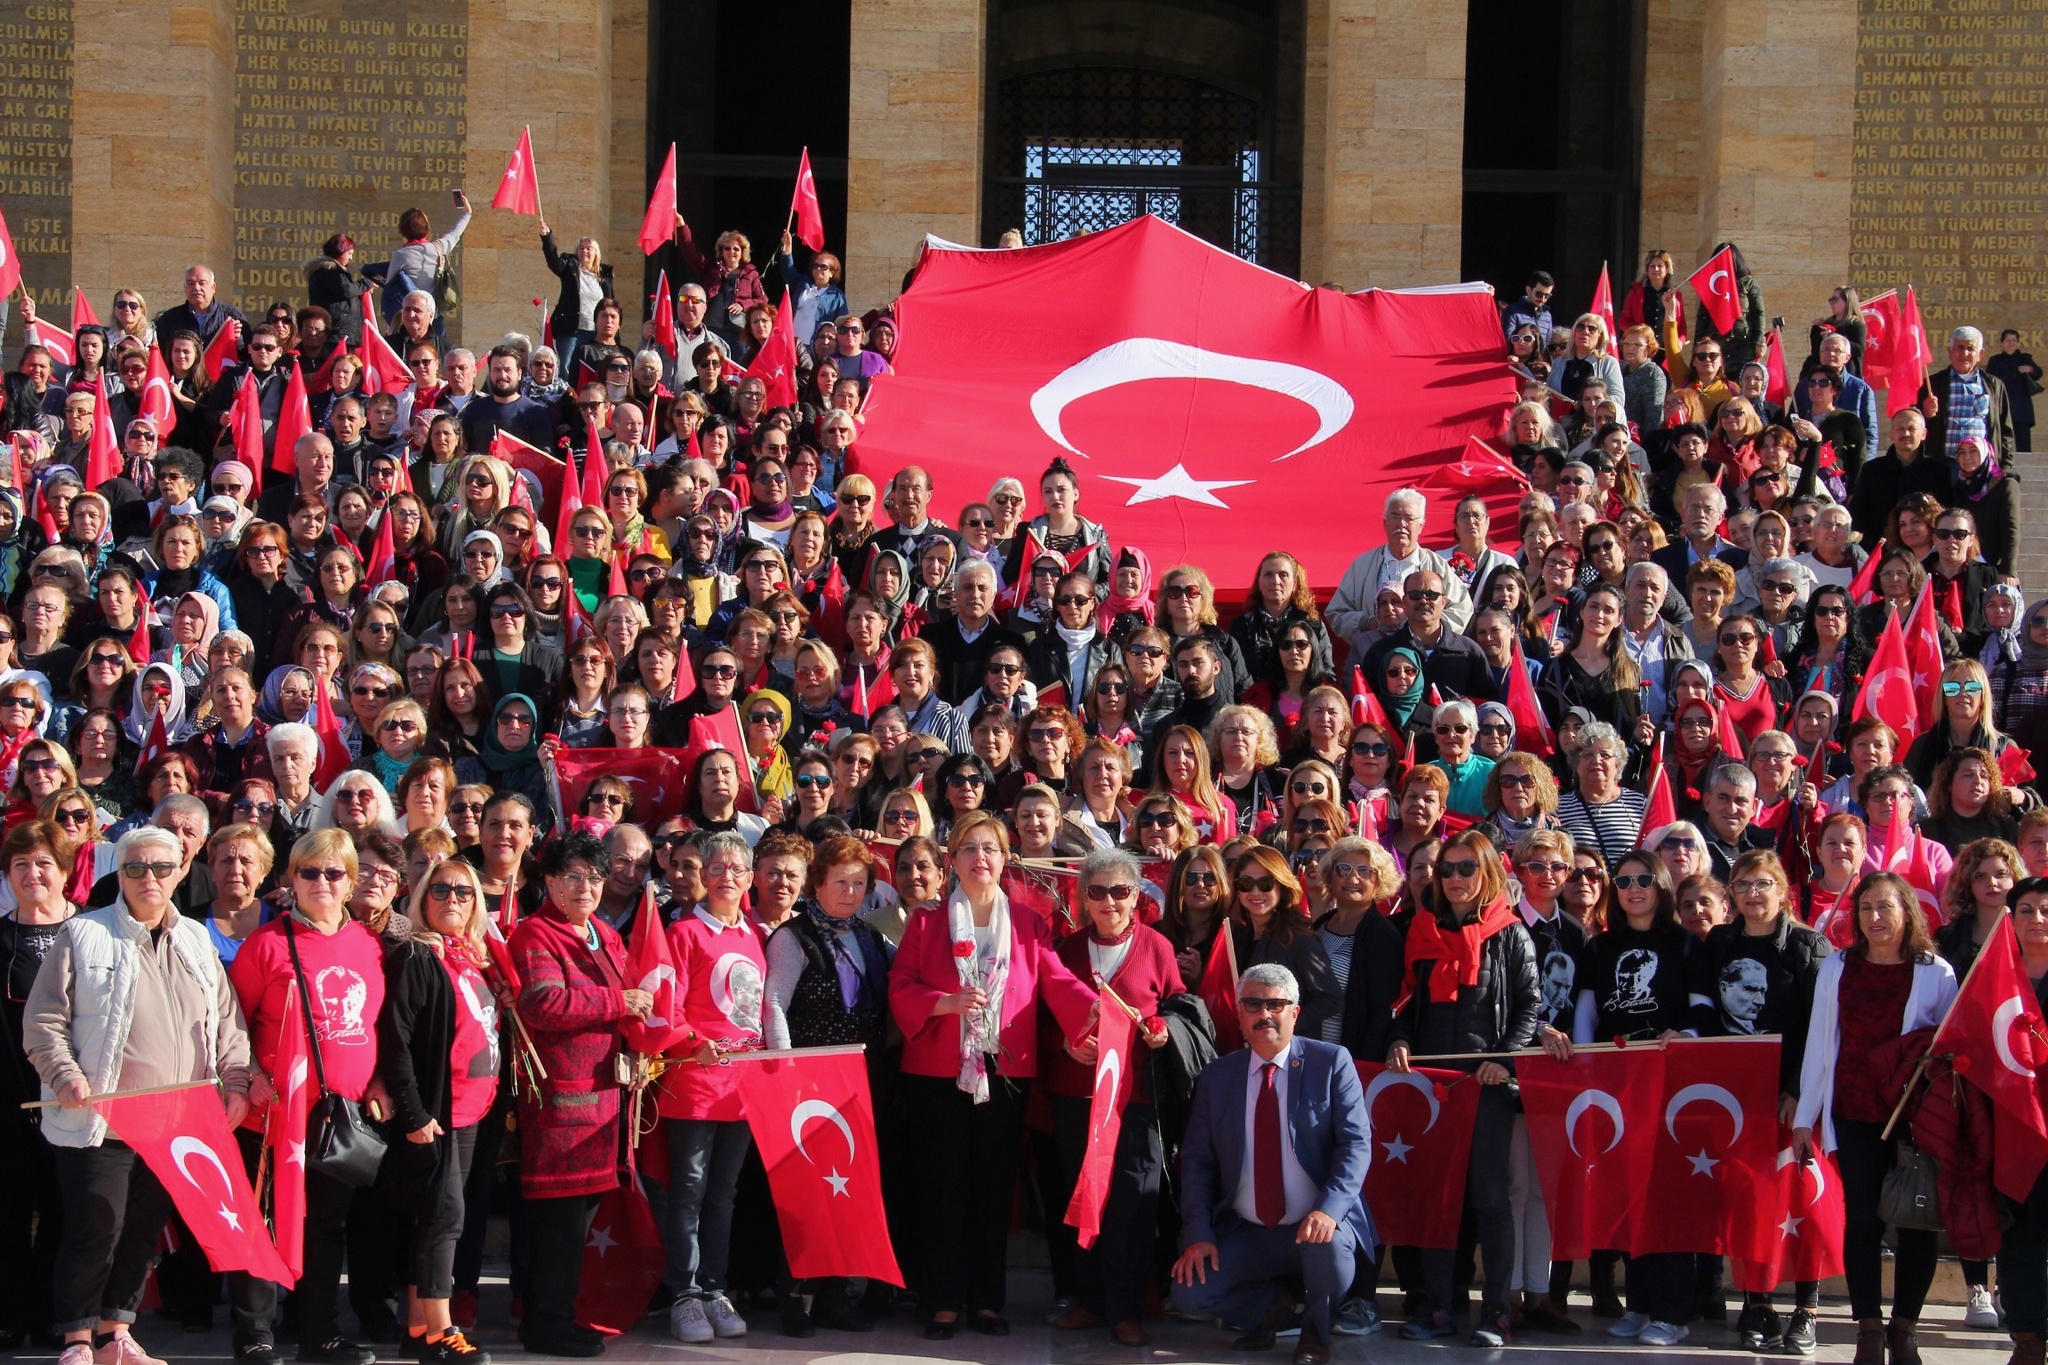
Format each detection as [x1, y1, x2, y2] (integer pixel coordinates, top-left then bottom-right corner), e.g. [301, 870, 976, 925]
[1922, 323, 2016, 463]
[1172, 962, 1372, 1365]
[25, 823, 252, 1365]
[919, 559, 1022, 704]
[1621, 562, 1693, 725]
[435, 348, 477, 413]
[1796, 331, 1879, 453]
[266, 722, 322, 845]
[1328, 489, 1474, 643]
[1652, 482, 1747, 586]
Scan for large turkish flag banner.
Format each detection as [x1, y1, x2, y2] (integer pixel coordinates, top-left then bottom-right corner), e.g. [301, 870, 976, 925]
[850, 216, 1516, 590]
[1634, 1038, 1782, 1255]
[1518, 1050, 1662, 1261]
[1354, 1063, 1483, 1249]
[552, 748, 691, 828]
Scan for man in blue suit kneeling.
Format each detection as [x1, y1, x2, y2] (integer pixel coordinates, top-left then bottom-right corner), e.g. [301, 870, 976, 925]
[1171, 963, 1375, 1365]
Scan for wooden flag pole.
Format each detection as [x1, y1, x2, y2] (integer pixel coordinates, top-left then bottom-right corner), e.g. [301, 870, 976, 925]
[21, 1077, 217, 1110]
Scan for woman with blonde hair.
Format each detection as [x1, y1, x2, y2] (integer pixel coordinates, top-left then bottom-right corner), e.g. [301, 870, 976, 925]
[1549, 314, 1626, 406]
[1315, 837, 1403, 1051]
[1157, 565, 1250, 700]
[1908, 659, 2022, 790]
[437, 455, 514, 560]
[828, 471, 880, 579]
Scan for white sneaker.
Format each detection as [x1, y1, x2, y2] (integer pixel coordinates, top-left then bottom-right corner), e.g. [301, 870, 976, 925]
[58, 1345, 93, 1365]
[705, 1294, 748, 1338]
[1608, 1311, 1650, 1338]
[1966, 1286, 2000, 1329]
[1639, 1321, 1690, 1347]
[669, 1297, 714, 1344]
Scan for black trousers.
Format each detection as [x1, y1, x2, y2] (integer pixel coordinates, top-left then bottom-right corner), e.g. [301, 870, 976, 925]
[2000, 1206, 2048, 1335]
[1050, 1094, 1164, 1325]
[0, 1114, 62, 1335]
[524, 1194, 600, 1337]
[227, 1127, 355, 1347]
[411, 1127, 478, 1301]
[1423, 1086, 1517, 1318]
[454, 1096, 526, 1298]
[50, 1142, 174, 1334]
[903, 1070, 1028, 1316]
[1625, 1252, 1695, 1325]
[1836, 1118, 1937, 1322]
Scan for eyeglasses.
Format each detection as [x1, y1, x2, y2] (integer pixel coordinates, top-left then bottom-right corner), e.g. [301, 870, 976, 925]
[1613, 873, 1659, 890]
[1239, 997, 1292, 1014]
[1239, 875, 1278, 893]
[1289, 780, 1328, 796]
[295, 866, 349, 884]
[121, 861, 179, 881]
[1730, 878, 1777, 894]
[1085, 884, 1135, 902]
[1439, 859, 1480, 878]
[1434, 723, 1471, 736]
[552, 872, 606, 891]
[426, 883, 477, 903]
[1943, 679, 1986, 697]
[0, 697, 36, 711]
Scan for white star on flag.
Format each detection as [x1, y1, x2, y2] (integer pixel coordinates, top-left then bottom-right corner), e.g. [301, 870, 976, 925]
[285, 1140, 304, 1168]
[824, 1169, 851, 1197]
[1381, 1134, 1413, 1164]
[1779, 1214, 1803, 1239]
[1686, 1149, 1720, 1177]
[587, 1224, 617, 1255]
[218, 1203, 241, 1232]
[1102, 463, 1252, 508]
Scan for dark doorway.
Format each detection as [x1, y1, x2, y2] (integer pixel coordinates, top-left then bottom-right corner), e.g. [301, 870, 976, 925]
[1460, 0, 1644, 318]
[983, 0, 1303, 276]
[646, 0, 850, 316]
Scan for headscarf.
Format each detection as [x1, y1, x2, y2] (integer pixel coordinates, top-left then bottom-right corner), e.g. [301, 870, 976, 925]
[201, 496, 253, 556]
[1377, 645, 1427, 731]
[1982, 583, 2028, 669]
[910, 534, 956, 611]
[676, 514, 721, 579]
[1959, 436, 2007, 501]
[124, 661, 187, 744]
[1476, 700, 1514, 750]
[169, 591, 221, 668]
[461, 529, 510, 589]
[864, 548, 913, 626]
[2024, 598, 2048, 676]
[0, 487, 27, 600]
[1670, 695, 1723, 791]
[257, 664, 315, 725]
[1100, 545, 1156, 626]
[703, 489, 746, 572]
[740, 687, 795, 802]
[478, 692, 544, 788]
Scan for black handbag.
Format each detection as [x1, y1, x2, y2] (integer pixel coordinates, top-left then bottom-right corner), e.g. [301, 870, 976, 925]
[284, 918, 389, 1188]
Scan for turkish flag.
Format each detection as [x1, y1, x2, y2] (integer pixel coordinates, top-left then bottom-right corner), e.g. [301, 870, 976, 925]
[1639, 732, 1678, 844]
[307, 337, 350, 396]
[850, 216, 1514, 591]
[1065, 990, 1137, 1248]
[355, 321, 411, 396]
[686, 705, 758, 813]
[852, 663, 895, 720]
[86, 373, 121, 488]
[1998, 1106, 2048, 1202]
[573, 1181, 665, 1334]
[482, 907, 524, 999]
[1933, 914, 2048, 1135]
[1764, 327, 1791, 407]
[733, 1048, 903, 1284]
[267, 981, 314, 1279]
[99, 1083, 296, 1285]
[790, 147, 826, 252]
[0, 208, 20, 298]
[1636, 1038, 1782, 1255]
[639, 143, 678, 256]
[1518, 1049, 1662, 1260]
[749, 293, 800, 410]
[1715, 698, 1749, 761]
[1503, 642, 1553, 759]
[813, 558, 848, 649]
[28, 321, 74, 369]
[1862, 290, 1901, 392]
[552, 440, 585, 567]
[606, 550, 627, 601]
[202, 322, 241, 383]
[1589, 262, 1617, 343]
[138, 711, 170, 769]
[126, 586, 153, 666]
[139, 343, 178, 432]
[998, 528, 1049, 610]
[1848, 538, 1885, 606]
[1890, 287, 1931, 418]
[1851, 610, 1920, 748]
[649, 269, 678, 361]
[1688, 247, 1741, 335]
[553, 748, 691, 828]
[271, 361, 313, 476]
[2003, 743, 2039, 788]
[582, 416, 608, 510]
[621, 888, 684, 1055]
[490, 430, 566, 524]
[492, 126, 542, 215]
[310, 677, 349, 794]
[228, 371, 267, 481]
[1420, 437, 1528, 550]
[1355, 1063, 1482, 1249]
[1730, 1140, 1845, 1291]
[1197, 925, 1242, 1054]
[1348, 665, 1405, 760]
[1902, 583, 1946, 733]
[363, 510, 397, 589]
[71, 286, 99, 333]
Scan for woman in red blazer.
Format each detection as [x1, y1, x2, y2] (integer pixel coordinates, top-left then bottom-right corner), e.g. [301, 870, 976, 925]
[1041, 847, 1179, 1347]
[889, 810, 1097, 1340]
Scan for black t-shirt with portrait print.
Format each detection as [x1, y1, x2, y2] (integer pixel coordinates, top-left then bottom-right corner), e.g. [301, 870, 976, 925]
[1576, 922, 1692, 1041]
[1521, 904, 1587, 1032]
[1684, 916, 1830, 1094]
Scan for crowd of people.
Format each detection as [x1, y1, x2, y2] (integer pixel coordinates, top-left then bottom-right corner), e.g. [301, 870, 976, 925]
[0, 217, 2041, 1365]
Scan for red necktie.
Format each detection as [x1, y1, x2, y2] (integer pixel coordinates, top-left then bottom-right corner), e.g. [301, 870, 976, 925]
[1254, 1060, 1285, 1227]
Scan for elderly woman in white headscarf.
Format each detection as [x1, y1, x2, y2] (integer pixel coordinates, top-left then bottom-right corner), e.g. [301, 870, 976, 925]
[123, 661, 193, 745]
[458, 529, 511, 590]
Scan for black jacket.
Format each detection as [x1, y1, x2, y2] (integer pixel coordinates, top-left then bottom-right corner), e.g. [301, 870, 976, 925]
[1229, 607, 1335, 689]
[539, 233, 616, 344]
[1023, 627, 1114, 706]
[1849, 446, 1958, 545]
[306, 259, 374, 345]
[919, 615, 1023, 707]
[1386, 915, 1542, 1070]
[1686, 915, 1828, 1095]
[377, 937, 457, 1136]
[1321, 908, 1407, 1068]
[1359, 625, 1499, 707]
[1233, 923, 1344, 1043]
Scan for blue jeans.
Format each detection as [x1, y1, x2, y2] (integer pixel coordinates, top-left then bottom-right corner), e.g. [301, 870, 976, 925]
[664, 1118, 752, 1298]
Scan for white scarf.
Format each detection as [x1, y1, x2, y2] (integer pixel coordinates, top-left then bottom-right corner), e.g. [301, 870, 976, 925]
[946, 884, 1012, 1103]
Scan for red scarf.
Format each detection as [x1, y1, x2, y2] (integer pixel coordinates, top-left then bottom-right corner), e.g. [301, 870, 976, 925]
[1934, 574, 1966, 632]
[1393, 894, 1517, 1013]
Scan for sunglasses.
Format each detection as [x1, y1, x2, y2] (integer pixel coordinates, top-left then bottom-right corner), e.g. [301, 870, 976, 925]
[794, 773, 831, 790]
[426, 883, 477, 902]
[295, 866, 349, 884]
[1085, 883, 1135, 903]
[232, 799, 277, 818]
[529, 577, 564, 591]
[1291, 818, 1330, 834]
[1289, 781, 1328, 796]
[121, 861, 179, 881]
[1239, 997, 1292, 1014]
[701, 664, 738, 680]
[1613, 873, 1659, 890]
[1943, 680, 1985, 697]
[1239, 875, 1278, 894]
[449, 802, 484, 816]
[1137, 811, 1178, 828]
[1439, 859, 1480, 878]
[1351, 740, 1391, 757]
[1568, 867, 1605, 883]
[962, 518, 994, 530]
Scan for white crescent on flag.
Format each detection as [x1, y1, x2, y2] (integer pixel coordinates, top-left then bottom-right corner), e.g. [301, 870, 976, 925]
[1363, 1069, 1442, 1132]
[1663, 1083, 1744, 1145]
[1708, 270, 1731, 298]
[1996, 995, 2037, 1078]
[170, 1136, 243, 1231]
[1564, 1089, 1627, 1155]
[791, 1098, 856, 1196]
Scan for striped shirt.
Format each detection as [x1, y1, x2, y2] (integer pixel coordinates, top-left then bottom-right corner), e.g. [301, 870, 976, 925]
[1557, 789, 1650, 866]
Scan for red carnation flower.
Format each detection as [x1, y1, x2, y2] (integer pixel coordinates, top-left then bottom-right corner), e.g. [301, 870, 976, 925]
[952, 941, 974, 959]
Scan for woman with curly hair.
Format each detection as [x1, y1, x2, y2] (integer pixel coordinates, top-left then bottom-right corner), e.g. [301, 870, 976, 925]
[1922, 747, 2022, 853]
[1785, 583, 1868, 710]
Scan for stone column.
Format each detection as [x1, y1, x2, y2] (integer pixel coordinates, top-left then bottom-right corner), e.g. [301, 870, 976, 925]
[1638, 0, 1704, 264]
[845, 0, 986, 308]
[1695, 0, 1855, 319]
[459, 0, 615, 345]
[1304, 0, 1466, 291]
[70, 0, 237, 305]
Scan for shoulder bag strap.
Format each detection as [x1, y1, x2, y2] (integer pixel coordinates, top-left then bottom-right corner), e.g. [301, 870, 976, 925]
[282, 918, 334, 1098]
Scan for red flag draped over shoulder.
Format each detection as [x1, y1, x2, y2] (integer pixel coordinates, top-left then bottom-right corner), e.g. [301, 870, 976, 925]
[848, 217, 1514, 591]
